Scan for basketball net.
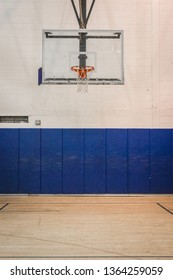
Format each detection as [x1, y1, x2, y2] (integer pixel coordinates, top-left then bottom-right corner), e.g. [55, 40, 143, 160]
[71, 66, 94, 93]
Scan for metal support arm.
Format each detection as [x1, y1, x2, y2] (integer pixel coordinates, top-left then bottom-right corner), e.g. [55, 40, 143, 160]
[71, 0, 96, 29]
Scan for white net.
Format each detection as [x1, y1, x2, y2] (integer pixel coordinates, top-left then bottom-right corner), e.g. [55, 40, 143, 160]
[71, 66, 94, 93]
[76, 76, 89, 93]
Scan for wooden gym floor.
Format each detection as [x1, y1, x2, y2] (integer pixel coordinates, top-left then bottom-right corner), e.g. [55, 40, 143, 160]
[0, 195, 173, 260]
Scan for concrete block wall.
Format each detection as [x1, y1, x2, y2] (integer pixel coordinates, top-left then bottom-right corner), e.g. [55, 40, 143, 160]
[0, 1, 173, 194]
[0, 0, 172, 128]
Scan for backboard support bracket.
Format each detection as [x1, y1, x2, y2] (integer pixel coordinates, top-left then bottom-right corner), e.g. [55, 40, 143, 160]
[71, 0, 96, 29]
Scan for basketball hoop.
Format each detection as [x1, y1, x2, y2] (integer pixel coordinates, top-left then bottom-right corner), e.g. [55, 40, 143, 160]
[71, 66, 94, 93]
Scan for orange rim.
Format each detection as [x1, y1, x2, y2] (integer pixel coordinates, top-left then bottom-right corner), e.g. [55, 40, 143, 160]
[71, 66, 94, 79]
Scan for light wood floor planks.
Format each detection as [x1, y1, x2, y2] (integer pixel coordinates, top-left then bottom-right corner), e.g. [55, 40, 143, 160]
[0, 195, 173, 260]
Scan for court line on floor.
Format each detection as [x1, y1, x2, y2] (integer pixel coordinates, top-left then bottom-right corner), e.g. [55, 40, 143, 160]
[0, 202, 164, 214]
[0, 202, 161, 213]
[0, 203, 9, 211]
[0, 202, 159, 205]
[157, 203, 173, 216]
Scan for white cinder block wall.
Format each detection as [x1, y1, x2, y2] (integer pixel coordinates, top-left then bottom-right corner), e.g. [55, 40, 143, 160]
[0, 0, 172, 128]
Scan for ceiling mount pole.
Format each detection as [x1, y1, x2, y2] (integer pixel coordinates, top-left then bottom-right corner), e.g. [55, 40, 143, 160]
[79, 0, 87, 29]
[71, 0, 80, 26]
[71, 0, 96, 68]
[71, 0, 96, 29]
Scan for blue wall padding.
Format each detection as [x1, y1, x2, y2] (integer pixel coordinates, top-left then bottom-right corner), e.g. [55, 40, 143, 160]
[41, 129, 63, 194]
[19, 129, 41, 193]
[63, 129, 84, 194]
[85, 129, 106, 193]
[107, 129, 128, 193]
[128, 129, 150, 193]
[0, 128, 173, 194]
[150, 129, 172, 193]
[0, 129, 19, 193]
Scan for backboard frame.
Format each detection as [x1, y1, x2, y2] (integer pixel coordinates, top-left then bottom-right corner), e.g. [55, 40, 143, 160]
[41, 29, 124, 85]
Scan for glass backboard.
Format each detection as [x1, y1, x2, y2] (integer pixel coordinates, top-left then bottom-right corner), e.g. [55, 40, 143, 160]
[42, 29, 124, 85]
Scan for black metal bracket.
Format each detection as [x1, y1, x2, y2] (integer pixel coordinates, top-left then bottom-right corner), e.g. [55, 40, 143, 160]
[86, 0, 95, 25]
[71, 0, 96, 29]
[71, 0, 81, 26]
[44, 32, 121, 39]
